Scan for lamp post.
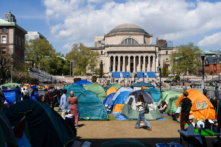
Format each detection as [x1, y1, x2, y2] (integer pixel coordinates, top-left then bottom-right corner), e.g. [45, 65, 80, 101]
[158, 65, 161, 92]
[143, 72, 144, 82]
[201, 51, 205, 88]
[127, 74, 129, 87]
[205, 73, 207, 86]
[183, 74, 185, 86]
[124, 76, 125, 87]
[11, 65, 13, 83]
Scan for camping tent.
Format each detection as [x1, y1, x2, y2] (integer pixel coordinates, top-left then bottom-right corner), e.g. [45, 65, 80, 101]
[176, 89, 215, 119]
[161, 91, 181, 105]
[113, 91, 131, 113]
[4, 100, 76, 147]
[3, 89, 16, 105]
[103, 93, 116, 107]
[110, 83, 121, 90]
[0, 109, 17, 147]
[84, 84, 106, 102]
[144, 88, 161, 102]
[121, 95, 162, 120]
[1, 83, 21, 88]
[99, 139, 152, 147]
[106, 87, 117, 96]
[72, 80, 92, 86]
[131, 82, 154, 89]
[130, 90, 153, 103]
[105, 84, 112, 92]
[107, 87, 134, 109]
[77, 90, 109, 120]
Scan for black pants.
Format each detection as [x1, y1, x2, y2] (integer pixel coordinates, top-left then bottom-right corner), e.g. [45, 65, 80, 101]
[51, 98, 57, 110]
[180, 111, 191, 130]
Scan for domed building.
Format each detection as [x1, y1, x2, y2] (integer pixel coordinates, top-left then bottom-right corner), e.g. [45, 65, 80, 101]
[89, 23, 173, 78]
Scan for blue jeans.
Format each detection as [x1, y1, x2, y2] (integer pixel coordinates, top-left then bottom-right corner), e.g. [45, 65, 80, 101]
[57, 97, 60, 104]
[135, 110, 151, 128]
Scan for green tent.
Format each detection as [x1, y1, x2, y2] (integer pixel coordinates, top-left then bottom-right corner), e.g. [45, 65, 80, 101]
[105, 84, 112, 92]
[84, 83, 106, 102]
[164, 97, 179, 115]
[121, 95, 162, 120]
[131, 82, 154, 88]
[0, 109, 17, 147]
[77, 90, 109, 120]
[1, 83, 21, 87]
[99, 139, 152, 147]
[4, 100, 76, 147]
[110, 83, 121, 90]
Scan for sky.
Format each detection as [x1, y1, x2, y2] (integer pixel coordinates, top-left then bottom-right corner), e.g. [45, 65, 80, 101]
[1, 0, 221, 54]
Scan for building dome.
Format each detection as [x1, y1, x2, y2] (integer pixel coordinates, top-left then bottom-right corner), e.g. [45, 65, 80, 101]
[108, 23, 148, 34]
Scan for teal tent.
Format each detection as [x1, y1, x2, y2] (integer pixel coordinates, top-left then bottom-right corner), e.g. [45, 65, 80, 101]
[105, 84, 112, 92]
[77, 90, 109, 120]
[0, 109, 17, 147]
[84, 84, 106, 102]
[99, 139, 152, 147]
[4, 100, 76, 147]
[131, 82, 154, 88]
[144, 88, 161, 102]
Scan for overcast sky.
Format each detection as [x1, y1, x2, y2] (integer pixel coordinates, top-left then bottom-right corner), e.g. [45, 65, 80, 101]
[1, 0, 221, 54]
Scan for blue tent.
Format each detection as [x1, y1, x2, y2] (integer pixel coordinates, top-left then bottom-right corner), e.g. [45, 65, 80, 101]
[72, 80, 92, 86]
[144, 88, 161, 102]
[3, 89, 15, 105]
[103, 93, 115, 107]
[77, 90, 109, 120]
[131, 82, 154, 88]
[113, 91, 131, 107]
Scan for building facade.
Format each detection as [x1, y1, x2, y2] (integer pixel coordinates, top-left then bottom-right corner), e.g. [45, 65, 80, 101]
[89, 23, 173, 76]
[0, 12, 26, 63]
[205, 57, 221, 75]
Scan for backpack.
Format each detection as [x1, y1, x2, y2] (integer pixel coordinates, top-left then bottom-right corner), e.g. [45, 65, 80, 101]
[142, 102, 149, 114]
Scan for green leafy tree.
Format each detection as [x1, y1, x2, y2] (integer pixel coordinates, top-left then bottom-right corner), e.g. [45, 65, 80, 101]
[160, 68, 170, 77]
[210, 70, 214, 75]
[175, 75, 180, 81]
[12, 63, 30, 83]
[170, 43, 201, 75]
[66, 43, 100, 75]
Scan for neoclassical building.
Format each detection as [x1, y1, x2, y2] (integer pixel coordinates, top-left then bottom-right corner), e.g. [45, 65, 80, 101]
[89, 23, 173, 77]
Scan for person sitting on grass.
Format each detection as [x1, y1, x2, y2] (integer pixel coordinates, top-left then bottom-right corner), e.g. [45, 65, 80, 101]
[135, 93, 152, 131]
[159, 101, 167, 114]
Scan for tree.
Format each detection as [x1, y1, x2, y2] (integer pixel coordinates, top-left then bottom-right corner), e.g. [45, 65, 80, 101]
[210, 70, 214, 75]
[12, 63, 30, 83]
[0, 54, 14, 84]
[170, 43, 201, 75]
[160, 68, 170, 77]
[66, 43, 100, 75]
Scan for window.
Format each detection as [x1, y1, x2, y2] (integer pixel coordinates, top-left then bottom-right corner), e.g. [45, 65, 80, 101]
[101, 51, 103, 54]
[2, 36, 6, 43]
[2, 47, 6, 54]
[121, 38, 138, 44]
[15, 36, 17, 44]
[2, 28, 6, 33]
[166, 51, 168, 54]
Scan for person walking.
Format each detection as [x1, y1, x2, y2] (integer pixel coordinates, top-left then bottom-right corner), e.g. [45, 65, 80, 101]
[135, 94, 152, 131]
[60, 89, 67, 111]
[180, 91, 192, 130]
[30, 88, 39, 101]
[68, 91, 79, 128]
[215, 86, 219, 99]
[203, 87, 207, 97]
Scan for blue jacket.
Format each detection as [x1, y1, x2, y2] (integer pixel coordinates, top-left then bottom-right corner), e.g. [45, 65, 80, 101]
[14, 87, 21, 97]
[31, 91, 39, 101]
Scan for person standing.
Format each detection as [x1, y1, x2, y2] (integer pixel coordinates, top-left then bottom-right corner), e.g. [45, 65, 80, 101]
[14, 86, 21, 103]
[180, 91, 192, 130]
[44, 89, 50, 105]
[203, 87, 207, 96]
[60, 89, 67, 111]
[30, 88, 39, 101]
[215, 86, 219, 99]
[135, 94, 152, 131]
[68, 91, 79, 128]
[52, 87, 58, 110]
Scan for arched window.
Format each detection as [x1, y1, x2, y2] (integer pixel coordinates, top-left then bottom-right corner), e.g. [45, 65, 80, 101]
[121, 38, 138, 45]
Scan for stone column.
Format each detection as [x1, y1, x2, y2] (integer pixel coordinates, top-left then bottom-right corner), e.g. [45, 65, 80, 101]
[143, 56, 146, 71]
[128, 56, 131, 72]
[123, 55, 125, 72]
[148, 56, 151, 71]
[138, 56, 141, 71]
[153, 56, 156, 72]
[113, 56, 115, 72]
[133, 56, 136, 73]
[117, 56, 120, 72]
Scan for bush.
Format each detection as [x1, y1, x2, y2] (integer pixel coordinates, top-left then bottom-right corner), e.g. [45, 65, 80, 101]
[29, 78, 38, 85]
[91, 76, 97, 83]
[175, 75, 180, 81]
[74, 78, 81, 83]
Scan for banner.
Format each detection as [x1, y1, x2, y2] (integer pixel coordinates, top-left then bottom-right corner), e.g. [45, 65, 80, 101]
[196, 100, 208, 110]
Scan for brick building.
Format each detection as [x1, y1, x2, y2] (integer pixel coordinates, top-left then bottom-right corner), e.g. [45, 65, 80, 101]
[0, 12, 27, 64]
[205, 57, 221, 75]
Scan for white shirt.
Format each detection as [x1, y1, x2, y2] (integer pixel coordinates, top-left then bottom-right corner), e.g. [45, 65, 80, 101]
[136, 102, 144, 111]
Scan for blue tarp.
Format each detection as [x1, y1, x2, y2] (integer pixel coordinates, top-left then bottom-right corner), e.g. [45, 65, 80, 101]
[113, 91, 131, 108]
[103, 93, 116, 107]
[146, 72, 156, 78]
[137, 72, 147, 78]
[112, 72, 121, 78]
[3, 90, 15, 105]
[113, 112, 134, 120]
[72, 80, 92, 86]
[144, 88, 161, 102]
[31, 85, 36, 90]
[122, 72, 131, 78]
[131, 82, 155, 88]
[77, 90, 109, 120]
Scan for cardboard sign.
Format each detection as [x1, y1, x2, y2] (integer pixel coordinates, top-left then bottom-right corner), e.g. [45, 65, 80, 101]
[196, 100, 208, 110]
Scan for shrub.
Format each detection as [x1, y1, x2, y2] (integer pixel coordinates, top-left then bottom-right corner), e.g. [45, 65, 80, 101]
[74, 78, 81, 83]
[175, 75, 180, 81]
[91, 76, 97, 83]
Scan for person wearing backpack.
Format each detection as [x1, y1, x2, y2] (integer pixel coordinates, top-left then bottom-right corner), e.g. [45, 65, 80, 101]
[135, 93, 152, 131]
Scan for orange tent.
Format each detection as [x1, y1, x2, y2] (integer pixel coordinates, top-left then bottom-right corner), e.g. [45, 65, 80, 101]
[113, 104, 125, 113]
[106, 87, 117, 96]
[176, 89, 215, 120]
[141, 86, 149, 90]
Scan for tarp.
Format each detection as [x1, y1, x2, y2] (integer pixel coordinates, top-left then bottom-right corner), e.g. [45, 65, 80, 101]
[72, 80, 92, 86]
[130, 90, 153, 103]
[110, 83, 121, 90]
[77, 90, 109, 120]
[106, 87, 117, 96]
[105, 84, 112, 92]
[0, 109, 17, 147]
[99, 139, 152, 147]
[131, 82, 154, 88]
[112, 91, 131, 113]
[121, 95, 162, 120]
[3, 89, 15, 105]
[4, 100, 76, 147]
[144, 88, 161, 102]
[2, 83, 21, 88]
[31, 85, 36, 90]
[84, 84, 107, 102]
[103, 93, 116, 107]
[141, 86, 149, 90]
[107, 87, 134, 109]
[176, 89, 215, 119]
